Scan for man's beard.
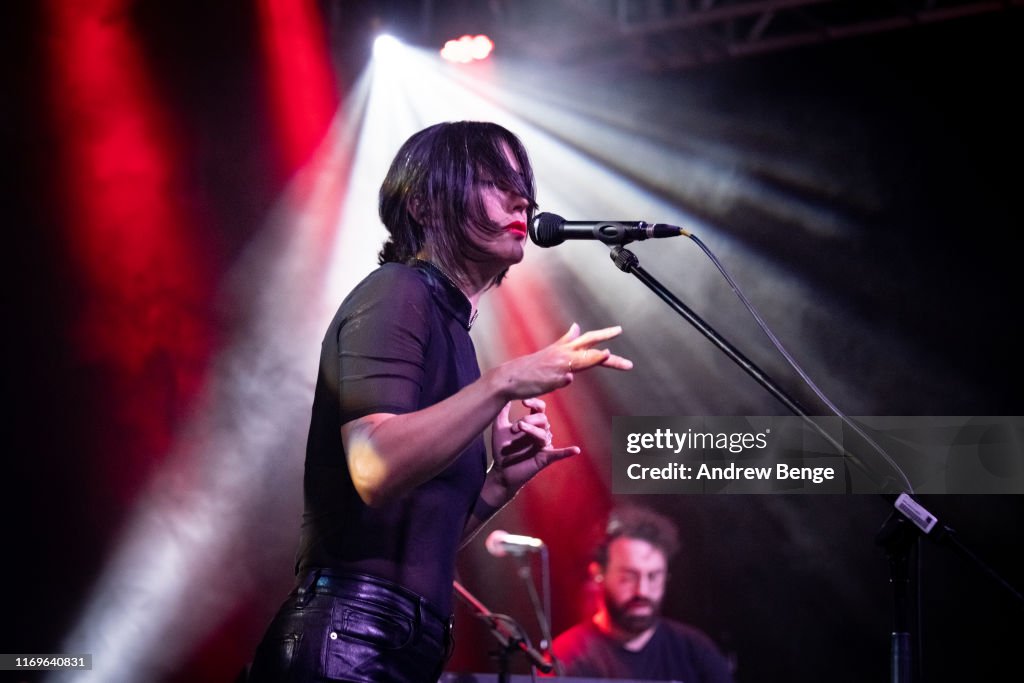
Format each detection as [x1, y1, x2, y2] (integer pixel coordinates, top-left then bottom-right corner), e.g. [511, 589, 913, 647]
[605, 590, 661, 635]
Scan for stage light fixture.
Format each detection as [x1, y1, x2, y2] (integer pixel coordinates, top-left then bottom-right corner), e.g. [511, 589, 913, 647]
[373, 33, 401, 59]
[440, 34, 493, 63]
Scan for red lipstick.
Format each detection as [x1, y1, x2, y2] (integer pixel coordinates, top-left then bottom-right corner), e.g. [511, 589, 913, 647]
[505, 221, 527, 238]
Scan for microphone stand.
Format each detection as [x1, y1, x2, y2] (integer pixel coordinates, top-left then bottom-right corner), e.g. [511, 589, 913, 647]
[608, 245, 896, 491]
[607, 244, 1024, 683]
[453, 579, 553, 682]
[875, 493, 1024, 683]
[875, 507, 918, 683]
[514, 548, 561, 674]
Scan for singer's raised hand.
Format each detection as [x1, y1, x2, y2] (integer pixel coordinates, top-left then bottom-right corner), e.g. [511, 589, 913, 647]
[492, 322, 633, 400]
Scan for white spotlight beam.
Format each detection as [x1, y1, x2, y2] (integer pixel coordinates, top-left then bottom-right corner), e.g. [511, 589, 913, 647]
[48, 69, 376, 683]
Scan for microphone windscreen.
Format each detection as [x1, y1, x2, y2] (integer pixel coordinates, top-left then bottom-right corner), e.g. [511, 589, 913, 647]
[529, 212, 565, 247]
[484, 529, 508, 557]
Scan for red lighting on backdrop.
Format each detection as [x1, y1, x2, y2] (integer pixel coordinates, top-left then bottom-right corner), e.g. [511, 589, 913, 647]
[42, 2, 346, 680]
[45, 0, 214, 497]
[256, 0, 338, 174]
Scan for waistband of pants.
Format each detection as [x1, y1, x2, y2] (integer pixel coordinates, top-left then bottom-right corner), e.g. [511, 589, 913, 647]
[296, 568, 452, 628]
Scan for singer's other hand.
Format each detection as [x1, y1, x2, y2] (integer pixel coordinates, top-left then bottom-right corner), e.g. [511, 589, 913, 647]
[491, 322, 633, 400]
[489, 397, 578, 495]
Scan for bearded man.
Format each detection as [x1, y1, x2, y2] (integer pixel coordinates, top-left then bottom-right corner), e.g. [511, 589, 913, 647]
[550, 506, 734, 682]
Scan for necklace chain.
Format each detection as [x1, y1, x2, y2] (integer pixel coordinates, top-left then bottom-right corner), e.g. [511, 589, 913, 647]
[414, 259, 479, 329]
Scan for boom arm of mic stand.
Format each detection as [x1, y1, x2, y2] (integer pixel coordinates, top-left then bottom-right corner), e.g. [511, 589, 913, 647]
[452, 580, 554, 675]
[609, 246, 808, 417]
[608, 245, 901, 493]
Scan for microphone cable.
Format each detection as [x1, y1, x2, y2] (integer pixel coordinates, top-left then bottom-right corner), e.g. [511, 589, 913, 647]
[683, 232, 915, 493]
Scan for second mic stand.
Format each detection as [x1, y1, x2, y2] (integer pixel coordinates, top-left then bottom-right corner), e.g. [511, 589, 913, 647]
[453, 579, 553, 682]
[514, 547, 560, 674]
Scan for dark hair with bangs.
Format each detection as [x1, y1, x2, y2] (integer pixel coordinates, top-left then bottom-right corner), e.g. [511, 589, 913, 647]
[593, 506, 681, 569]
[378, 121, 537, 286]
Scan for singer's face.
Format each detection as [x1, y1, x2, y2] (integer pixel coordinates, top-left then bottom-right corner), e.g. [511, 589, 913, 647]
[600, 537, 668, 635]
[469, 146, 530, 268]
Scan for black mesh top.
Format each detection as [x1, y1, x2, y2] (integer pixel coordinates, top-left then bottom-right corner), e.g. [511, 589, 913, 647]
[296, 260, 487, 613]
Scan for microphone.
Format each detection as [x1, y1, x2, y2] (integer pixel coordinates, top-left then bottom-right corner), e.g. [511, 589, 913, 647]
[529, 212, 687, 247]
[485, 530, 546, 557]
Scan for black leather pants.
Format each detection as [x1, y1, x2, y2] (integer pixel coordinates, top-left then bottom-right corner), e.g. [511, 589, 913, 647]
[248, 570, 453, 683]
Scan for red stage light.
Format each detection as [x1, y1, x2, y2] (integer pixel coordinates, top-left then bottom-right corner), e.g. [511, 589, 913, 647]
[256, 0, 337, 173]
[44, 0, 216, 495]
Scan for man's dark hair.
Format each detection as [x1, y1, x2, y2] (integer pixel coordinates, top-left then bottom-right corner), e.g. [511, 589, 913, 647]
[378, 121, 537, 287]
[594, 506, 681, 568]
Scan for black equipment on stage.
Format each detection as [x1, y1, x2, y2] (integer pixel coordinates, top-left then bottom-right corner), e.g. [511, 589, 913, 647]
[440, 676, 675, 683]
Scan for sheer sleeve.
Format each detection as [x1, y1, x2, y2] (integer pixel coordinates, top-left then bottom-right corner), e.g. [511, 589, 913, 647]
[335, 265, 432, 422]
